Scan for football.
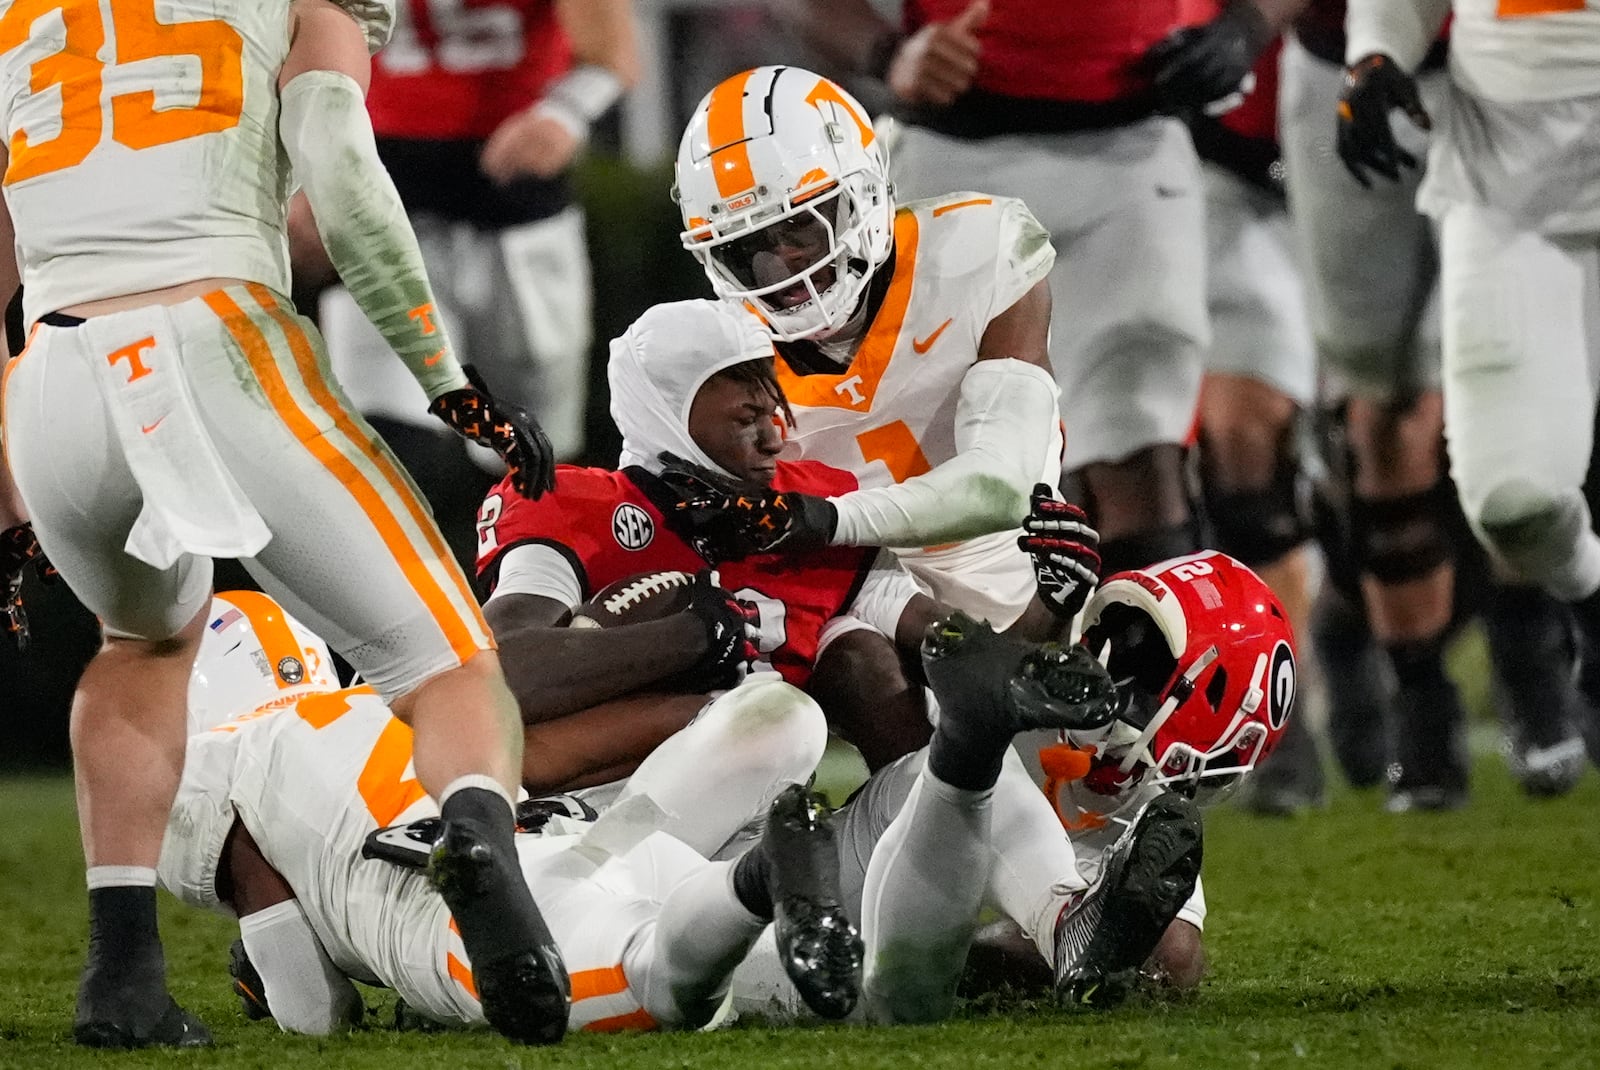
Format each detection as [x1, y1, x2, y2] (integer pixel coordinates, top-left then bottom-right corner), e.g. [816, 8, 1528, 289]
[569, 570, 696, 628]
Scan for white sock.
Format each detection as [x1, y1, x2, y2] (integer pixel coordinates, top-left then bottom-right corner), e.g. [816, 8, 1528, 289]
[239, 899, 363, 1035]
[86, 865, 157, 890]
[631, 861, 767, 1028]
[985, 749, 1085, 963]
[860, 767, 992, 1023]
[438, 774, 514, 813]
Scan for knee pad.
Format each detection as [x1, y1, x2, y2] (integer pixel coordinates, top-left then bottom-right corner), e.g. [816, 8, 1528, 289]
[1198, 450, 1311, 568]
[1349, 483, 1456, 585]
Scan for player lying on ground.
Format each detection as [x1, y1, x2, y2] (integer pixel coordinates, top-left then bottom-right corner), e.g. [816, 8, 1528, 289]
[475, 298, 1098, 798]
[163, 596, 864, 1034]
[158, 587, 1168, 1032]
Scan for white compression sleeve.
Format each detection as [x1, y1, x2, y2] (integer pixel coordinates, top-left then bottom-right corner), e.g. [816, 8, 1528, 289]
[278, 70, 468, 401]
[1345, 0, 1451, 71]
[860, 768, 993, 1024]
[829, 358, 1060, 548]
[238, 900, 363, 1035]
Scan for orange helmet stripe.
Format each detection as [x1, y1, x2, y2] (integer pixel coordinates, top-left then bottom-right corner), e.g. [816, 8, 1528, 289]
[217, 590, 303, 690]
[706, 69, 757, 199]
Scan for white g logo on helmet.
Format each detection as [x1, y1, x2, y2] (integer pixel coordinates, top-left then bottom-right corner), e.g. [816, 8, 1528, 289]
[674, 66, 895, 342]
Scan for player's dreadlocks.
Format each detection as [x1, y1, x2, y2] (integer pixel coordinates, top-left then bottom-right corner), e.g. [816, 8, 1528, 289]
[716, 357, 796, 429]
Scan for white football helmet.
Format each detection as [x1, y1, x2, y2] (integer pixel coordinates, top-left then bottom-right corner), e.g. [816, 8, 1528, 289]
[188, 591, 339, 733]
[674, 66, 895, 342]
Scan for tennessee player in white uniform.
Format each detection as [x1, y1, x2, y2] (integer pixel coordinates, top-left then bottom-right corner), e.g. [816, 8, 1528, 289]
[1342, 1, 1600, 671]
[163, 592, 863, 1035]
[0, 0, 565, 1047]
[669, 67, 1062, 629]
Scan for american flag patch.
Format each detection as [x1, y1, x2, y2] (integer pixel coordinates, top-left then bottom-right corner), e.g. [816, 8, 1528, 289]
[210, 608, 243, 632]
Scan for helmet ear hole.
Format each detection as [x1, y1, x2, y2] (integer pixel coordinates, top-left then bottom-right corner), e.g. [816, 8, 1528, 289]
[1205, 666, 1228, 711]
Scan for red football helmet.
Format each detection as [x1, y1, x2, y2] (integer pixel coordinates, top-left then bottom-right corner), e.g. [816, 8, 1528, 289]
[1075, 551, 1298, 802]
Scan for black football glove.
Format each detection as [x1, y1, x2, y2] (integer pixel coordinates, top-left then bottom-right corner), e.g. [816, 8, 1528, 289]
[227, 939, 273, 1022]
[2, 522, 56, 652]
[671, 569, 760, 691]
[1018, 484, 1101, 622]
[1337, 53, 1431, 188]
[656, 452, 838, 563]
[1145, 0, 1273, 113]
[428, 364, 556, 500]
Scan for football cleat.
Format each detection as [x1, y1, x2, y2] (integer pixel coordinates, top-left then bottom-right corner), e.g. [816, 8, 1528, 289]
[763, 784, 863, 1020]
[74, 962, 213, 1050]
[921, 611, 1119, 739]
[1384, 682, 1469, 814]
[1054, 792, 1203, 1008]
[428, 817, 571, 1044]
[227, 939, 273, 1022]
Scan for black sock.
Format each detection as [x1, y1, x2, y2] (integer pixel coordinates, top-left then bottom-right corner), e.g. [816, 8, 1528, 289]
[732, 848, 774, 921]
[1571, 586, 1600, 646]
[87, 885, 161, 964]
[439, 787, 517, 850]
[926, 725, 1007, 794]
[80, 886, 168, 1020]
[1386, 635, 1452, 695]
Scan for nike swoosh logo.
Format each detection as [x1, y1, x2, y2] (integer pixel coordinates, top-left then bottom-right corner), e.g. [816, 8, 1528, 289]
[423, 349, 445, 367]
[912, 318, 953, 354]
[141, 416, 166, 434]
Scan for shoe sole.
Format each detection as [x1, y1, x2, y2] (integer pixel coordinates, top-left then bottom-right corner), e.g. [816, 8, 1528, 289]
[767, 786, 864, 1020]
[429, 826, 571, 1045]
[1058, 796, 1203, 1008]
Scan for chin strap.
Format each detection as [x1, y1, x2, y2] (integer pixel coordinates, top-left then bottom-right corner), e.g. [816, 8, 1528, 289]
[1118, 645, 1219, 775]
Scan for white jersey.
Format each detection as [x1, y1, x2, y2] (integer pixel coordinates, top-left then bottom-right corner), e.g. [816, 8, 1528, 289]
[158, 687, 703, 1033]
[1348, 0, 1600, 103]
[0, 0, 394, 324]
[773, 192, 1059, 622]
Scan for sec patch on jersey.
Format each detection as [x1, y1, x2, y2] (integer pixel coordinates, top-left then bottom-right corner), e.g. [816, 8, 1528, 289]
[570, 571, 696, 628]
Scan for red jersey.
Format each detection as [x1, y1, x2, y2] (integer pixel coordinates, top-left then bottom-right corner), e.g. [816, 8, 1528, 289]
[369, 0, 573, 141]
[1218, 38, 1282, 143]
[475, 462, 879, 688]
[906, 0, 1221, 103]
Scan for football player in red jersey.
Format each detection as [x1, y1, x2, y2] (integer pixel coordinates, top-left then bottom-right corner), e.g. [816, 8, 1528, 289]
[774, 0, 1304, 581]
[295, 0, 638, 464]
[474, 300, 1099, 793]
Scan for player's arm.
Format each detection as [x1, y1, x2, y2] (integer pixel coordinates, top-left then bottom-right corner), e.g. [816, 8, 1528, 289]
[480, 0, 641, 184]
[826, 278, 1060, 548]
[219, 823, 363, 1035]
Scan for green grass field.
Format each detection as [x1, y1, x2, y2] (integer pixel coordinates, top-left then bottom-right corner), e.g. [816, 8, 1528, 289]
[5, 760, 1599, 1070]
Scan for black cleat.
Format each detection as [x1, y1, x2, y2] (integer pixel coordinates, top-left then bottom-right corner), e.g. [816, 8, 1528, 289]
[429, 816, 571, 1044]
[1485, 585, 1589, 798]
[763, 784, 863, 1020]
[922, 611, 1119, 737]
[74, 992, 212, 1049]
[1309, 588, 1392, 789]
[1054, 792, 1203, 1008]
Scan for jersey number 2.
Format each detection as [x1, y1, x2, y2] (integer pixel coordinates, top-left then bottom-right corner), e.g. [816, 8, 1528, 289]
[0, 0, 243, 185]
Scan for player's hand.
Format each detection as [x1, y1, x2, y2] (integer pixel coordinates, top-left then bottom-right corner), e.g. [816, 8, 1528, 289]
[2, 522, 56, 652]
[428, 365, 557, 500]
[677, 569, 760, 691]
[656, 452, 838, 563]
[1337, 53, 1431, 188]
[1018, 485, 1100, 622]
[228, 939, 273, 1022]
[480, 107, 582, 184]
[1145, 1, 1272, 113]
[886, 0, 987, 107]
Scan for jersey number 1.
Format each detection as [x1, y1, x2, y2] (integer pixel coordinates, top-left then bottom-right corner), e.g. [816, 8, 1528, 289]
[0, 0, 244, 185]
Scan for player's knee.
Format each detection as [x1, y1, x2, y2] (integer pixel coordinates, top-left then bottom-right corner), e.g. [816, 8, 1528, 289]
[1473, 481, 1587, 582]
[1146, 920, 1206, 991]
[1200, 438, 1310, 569]
[700, 674, 828, 783]
[1350, 481, 1456, 586]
